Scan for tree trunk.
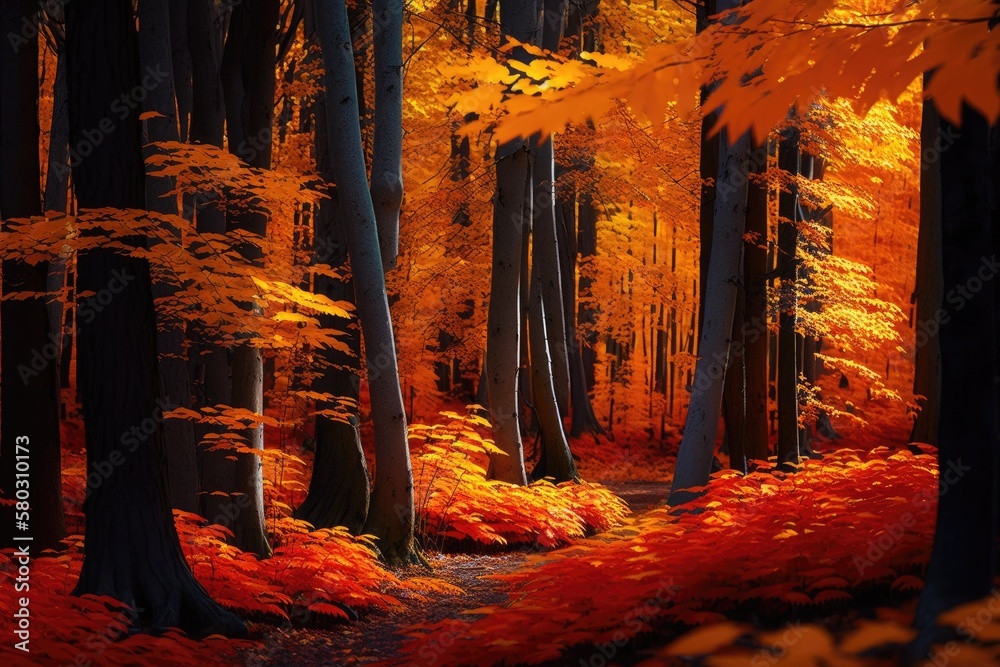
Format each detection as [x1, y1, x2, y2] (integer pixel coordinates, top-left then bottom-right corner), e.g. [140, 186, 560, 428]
[533, 136, 571, 417]
[910, 103, 997, 660]
[533, 0, 571, 416]
[484, 0, 537, 486]
[45, 48, 71, 374]
[65, 0, 244, 637]
[137, 0, 200, 514]
[293, 187, 369, 532]
[489, 153, 530, 485]
[185, 0, 236, 534]
[528, 180, 579, 483]
[669, 126, 750, 506]
[188, 0, 226, 151]
[0, 0, 65, 551]
[214, 0, 279, 558]
[909, 80, 943, 446]
[315, 0, 416, 564]
[169, 0, 192, 141]
[294, 14, 370, 532]
[518, 217, 533, 430]
[743, 139, 770, 465]
[722, 251, 746, 472]
[370, 0, 403, 270]
[561, 189, 604, 436]
[578, 191, 599, 392]
[696, 0, 719, 338]
[776, 126, 801, 465]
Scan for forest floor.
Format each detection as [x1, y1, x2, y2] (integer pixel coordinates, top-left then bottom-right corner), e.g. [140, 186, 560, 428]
[244, 483, 669, 667]
[237, 446, 995, 667]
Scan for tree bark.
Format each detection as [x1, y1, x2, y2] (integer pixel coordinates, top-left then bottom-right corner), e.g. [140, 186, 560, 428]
[578, 191, 599, 394]
[532, 0, 571, 416]
[696, 0, 718, 338]
[294, 13, 370, 532]
[65, 0, 244, 636]
[294, 191, 369, 532]
[528, 176, 579, 483]
[0, 0, 65, 550]
[669, 126, 750, 506]
[743, 139, 770, 465]
[484, 0, 537, 486]
[315, 0, 416, 564]
[137, 0, 200, 514]
[776, 126, 801, 465]
[909, 79, 943, 446]
[218, 0, 279, 558]
[188, 0, 226, 151]
[370, 0, 403, 270]
[533, 137, 571, 417]
[184, 0, 236, 536]
[911, 103, 997, 660]
[529, 263, 580, 481]
[722, 251, 746, 472]
[561, 189, 604, 436]
[169, 0, 192, 141]
[45, 47, 71, 371]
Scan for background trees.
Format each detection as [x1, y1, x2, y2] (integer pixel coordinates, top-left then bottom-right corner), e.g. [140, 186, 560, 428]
[0, 0, 64, 550]
[314, 0, 416, 564]
[0, 0, 996, 658]
[64, 0, 244, 636]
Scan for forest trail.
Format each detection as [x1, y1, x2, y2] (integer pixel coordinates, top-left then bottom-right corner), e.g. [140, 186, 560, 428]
[245, 482, 671, 667]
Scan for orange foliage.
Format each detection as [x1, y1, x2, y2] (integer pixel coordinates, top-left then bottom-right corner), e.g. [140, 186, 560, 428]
[398, 446, 938, 665]
[656, 592, 1000, 665]
[411, 412, 629, 550]
[0, 537, 252, 667]
[484, 0, 999, 143]
[175, 513, 408, 620]
[0, 511, 448, 666]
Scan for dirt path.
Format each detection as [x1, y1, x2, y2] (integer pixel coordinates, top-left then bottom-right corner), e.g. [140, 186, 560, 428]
[243, 482, 671, 666]
[607, 481, 671, 514]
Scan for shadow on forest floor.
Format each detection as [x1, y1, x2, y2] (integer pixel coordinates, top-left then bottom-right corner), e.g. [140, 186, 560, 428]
[244, 482, 667, 666]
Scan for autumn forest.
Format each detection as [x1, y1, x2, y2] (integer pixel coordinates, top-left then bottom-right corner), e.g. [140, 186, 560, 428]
[0, 0, 998, 665]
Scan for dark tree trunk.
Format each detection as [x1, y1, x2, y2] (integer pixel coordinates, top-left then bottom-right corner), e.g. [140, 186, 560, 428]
[669, 123, 750, 505]
[65, 0, 244, 636]
[519, 217, 533, 428]
[185, 0, 236, 536]
[294, 180, 369, 533]
[217, 0, 280, 558]
[0, 0, 65, 551]
[909, 77, 943, 446]
[577, 191, 599, 391]
[315, 0, 417, 564]
[722, 251, 746, 472]
[722, 139, 771, 472]
[188, 0, 226, 150]
[294, 15, 370, 532]
[695, 0, 718, 338]
[560, 189, 604, 437]
[484, 0, 537, 486]
[45, 47, 71, 384]
[910, 104, 997, 660]
[528, 184, 579, 483]
[743, 139, 770, 465]
[776, 126, 800, 465]
[531, 0, 571, 417]
[137, 0, 200, 514]
[169, 0, 192, 142]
